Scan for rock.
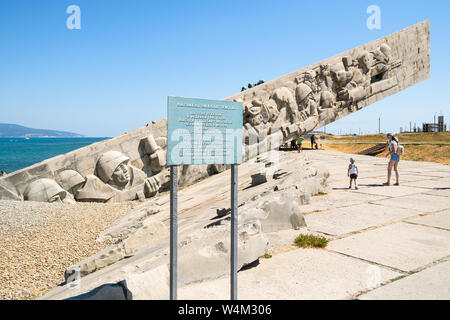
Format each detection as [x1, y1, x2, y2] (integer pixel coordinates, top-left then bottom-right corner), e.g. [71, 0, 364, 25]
[65, 244, 126, 280]
[65, 220, 168, 280]
[97, 205, 161, 242]
[207, 164, 228, 175]
[178, 220, 268, 285]
[251, 172, 267, 186]
[240, 189, 306, 232]
[64, 262, 170, 300]
[66, 282, 131, 300]
[123, 221, 168, 255]
[256, 156, 268, 163]
[273, 169, 289, 180]
[178, 164, 210, 187]
[274, 166, 323, 192]
[216, 208, 231, 217]
[265, 161, 274, 168]
[122, 264, 170, 300]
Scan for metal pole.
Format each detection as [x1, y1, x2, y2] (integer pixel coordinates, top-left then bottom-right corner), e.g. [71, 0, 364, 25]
[230, 164, 238, 300]
[170, 165, 178, 300]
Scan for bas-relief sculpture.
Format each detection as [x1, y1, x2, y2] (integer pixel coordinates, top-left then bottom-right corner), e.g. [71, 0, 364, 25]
[24, 178, 75, 204]
[0, 21, 430, 203]
[75, 135, 169, 203]
[18, 134, 169, 203]
[233, 43, 401, 148]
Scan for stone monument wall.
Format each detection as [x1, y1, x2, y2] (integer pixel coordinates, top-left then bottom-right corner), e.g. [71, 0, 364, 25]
[225, 20, 430, 159]
[0, 20, 430, 203]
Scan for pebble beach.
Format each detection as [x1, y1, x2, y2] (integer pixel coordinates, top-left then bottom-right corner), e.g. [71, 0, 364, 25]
[0, 200, 135, 300]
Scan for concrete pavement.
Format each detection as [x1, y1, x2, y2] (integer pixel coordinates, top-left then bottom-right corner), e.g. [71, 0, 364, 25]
[179, 149, 450, 299]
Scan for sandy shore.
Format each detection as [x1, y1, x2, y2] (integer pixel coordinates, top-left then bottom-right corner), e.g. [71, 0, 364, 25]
[0, 200, 135, 300]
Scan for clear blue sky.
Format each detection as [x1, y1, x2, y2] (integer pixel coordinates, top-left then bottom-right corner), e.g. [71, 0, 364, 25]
[1, 0, 449, 137]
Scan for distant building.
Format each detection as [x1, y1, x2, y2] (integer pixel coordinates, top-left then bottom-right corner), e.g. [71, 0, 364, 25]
[422, 116, 446, 132]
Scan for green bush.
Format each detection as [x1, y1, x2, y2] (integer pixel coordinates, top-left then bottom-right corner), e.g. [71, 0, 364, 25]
[294, 234, 328, 248]
[240, 80, 265, 91]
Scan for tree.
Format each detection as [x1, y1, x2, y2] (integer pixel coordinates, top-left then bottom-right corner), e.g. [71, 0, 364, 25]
[240, 80, 264, 91]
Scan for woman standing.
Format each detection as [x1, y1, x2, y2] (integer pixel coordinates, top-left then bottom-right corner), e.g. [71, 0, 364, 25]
[384, 133, 400, 186]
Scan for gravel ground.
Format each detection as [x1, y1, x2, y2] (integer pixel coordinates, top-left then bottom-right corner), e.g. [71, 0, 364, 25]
[0, 200, 135, 300]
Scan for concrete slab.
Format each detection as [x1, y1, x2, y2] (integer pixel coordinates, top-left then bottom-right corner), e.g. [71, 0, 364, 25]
[305, 204, 420, 236]
[400, 170, 450, 178]
[301, 192, 386, 214]
[424, 188, 450, 197]
[355, 174, 437, 185]
[328, 222, 450, 272]
[354, 185, 429, 197]
[408, 210, 450, 231]
[403, 179, 450, 190]
[178, 248, 401, 300]
[421, 170, 450, 176]
[372, 194, 450, 213]
[354, 178, 389, 188]
[359, 260, 450, 300]
[395, 174, 442, 183]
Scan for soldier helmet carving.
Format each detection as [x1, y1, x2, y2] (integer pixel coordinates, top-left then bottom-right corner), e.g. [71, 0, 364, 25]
[96, 151, 130, 183]
[295, 83, 313, 103]
[380, 44, 391, 58]
[57, 170, 85, 193]
[24, 178, 67, 203]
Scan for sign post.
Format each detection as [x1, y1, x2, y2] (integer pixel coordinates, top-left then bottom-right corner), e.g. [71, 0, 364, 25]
[169, 165, 178, 300]
[230, 164, 238, 300]
[167, 96, 243, 300]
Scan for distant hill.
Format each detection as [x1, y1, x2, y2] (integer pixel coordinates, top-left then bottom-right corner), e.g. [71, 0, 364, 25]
[0, 123, 84, 138]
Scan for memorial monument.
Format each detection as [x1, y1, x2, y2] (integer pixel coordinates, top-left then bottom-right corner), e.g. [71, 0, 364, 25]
[0, 21, 430, 203]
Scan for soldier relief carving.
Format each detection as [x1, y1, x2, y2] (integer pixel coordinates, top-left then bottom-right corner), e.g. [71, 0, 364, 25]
[10, 43, 407, 204]
[23, 135, 169, 203]
[239, 43, 401, 142]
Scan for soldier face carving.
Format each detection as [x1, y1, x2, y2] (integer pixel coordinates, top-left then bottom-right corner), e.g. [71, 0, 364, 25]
[111, 162, 130, 186]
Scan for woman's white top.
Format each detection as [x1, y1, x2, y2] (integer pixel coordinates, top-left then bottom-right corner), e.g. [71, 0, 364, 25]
[389, 140, 398, 153]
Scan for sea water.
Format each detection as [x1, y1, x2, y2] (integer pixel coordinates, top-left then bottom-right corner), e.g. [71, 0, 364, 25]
[0, 137, 109, 174]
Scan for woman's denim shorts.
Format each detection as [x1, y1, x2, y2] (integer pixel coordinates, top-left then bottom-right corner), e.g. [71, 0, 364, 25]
[390, 153, 400, 162]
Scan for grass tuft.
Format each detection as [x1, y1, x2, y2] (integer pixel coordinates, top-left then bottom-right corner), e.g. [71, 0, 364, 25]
[263, 253, 272, 259]
[294, 234, 328, 248]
